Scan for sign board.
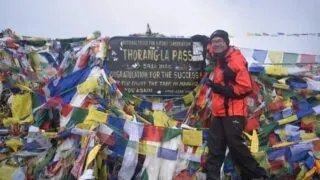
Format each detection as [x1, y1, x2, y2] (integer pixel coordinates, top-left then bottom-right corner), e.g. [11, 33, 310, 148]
[107, 36, 205, 95]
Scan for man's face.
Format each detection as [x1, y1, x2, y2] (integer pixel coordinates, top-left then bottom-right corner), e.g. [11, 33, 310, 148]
[211, 37, 228, 54]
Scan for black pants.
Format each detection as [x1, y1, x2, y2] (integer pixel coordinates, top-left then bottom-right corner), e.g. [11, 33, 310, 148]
[206, 116, 268, 180]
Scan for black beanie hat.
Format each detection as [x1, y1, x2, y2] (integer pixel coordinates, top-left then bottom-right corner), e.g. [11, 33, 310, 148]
[210, 30, 230, 46]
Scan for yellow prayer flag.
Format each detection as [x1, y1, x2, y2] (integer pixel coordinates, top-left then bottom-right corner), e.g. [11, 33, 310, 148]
[2, 117, 18, 127]
[268, 51, 284, 64]
[138, 141, 158, 156]
[12, 93, 32, 120]
[250, 130, 259, 153]
[5, 138, 23, 152]
[303, 166, 316, 180]
[301, 132, 317, 141]
[277, 77, 289, 84]
[85, 144, 102, 171]
[76, 123, 92, 130]
[243, 130, 259, 153]
[96, 152, 107, 180]
[247, 32, 254, 36]
[296, 165, 307, 180]
[260, 114, 266, 122]
[153, 110, 174, 128]
[243, 131, 252, 140]
[278, 129, 287, 142]
[167, 119, 178, 127]
[3, 93, 33, 127]
[16, 83, 33, 92]
[0, 165, 18, 180]
[265, 65, 288, 76]
[272, 142, 294, 148]
[29, 51, 42, 70]
[272, 83, 290, 90]
[284, 99, 293, 107]
[195, 145, 208, 155]
[77, 77, 99, 94]
[182, 130, 203, 146]
[42, 132, 58, 139]
[272, 141, 295, 148]
[132, 96, 142, 105]
[278, 115, 298, 125]
[274, 96, 284, 102]
[83, 106, 108, 126]
[182, 92, 194, 105]
[302, 115, 317, 124]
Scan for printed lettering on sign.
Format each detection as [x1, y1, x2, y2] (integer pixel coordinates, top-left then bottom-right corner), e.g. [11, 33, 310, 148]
[108, 37, 205, 95]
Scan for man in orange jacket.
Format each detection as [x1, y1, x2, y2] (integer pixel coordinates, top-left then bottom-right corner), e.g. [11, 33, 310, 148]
[202, 30, 268, 179]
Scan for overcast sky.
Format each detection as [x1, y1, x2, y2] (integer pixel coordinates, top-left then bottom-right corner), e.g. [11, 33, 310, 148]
[1, 0, 320, 54]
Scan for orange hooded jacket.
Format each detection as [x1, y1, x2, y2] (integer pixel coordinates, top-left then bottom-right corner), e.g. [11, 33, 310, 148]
[210, 47, 252, 117]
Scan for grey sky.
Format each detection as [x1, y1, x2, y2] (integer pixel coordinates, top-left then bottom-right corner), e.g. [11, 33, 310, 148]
[1, 0, 320, 54]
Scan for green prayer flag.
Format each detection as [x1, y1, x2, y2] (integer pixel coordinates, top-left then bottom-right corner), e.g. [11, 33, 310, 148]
[162, 128, 182, 142]
[33, 108, 49, 127]
[66, 107, 88, 128]
[283, 53, 299, 64]
[141, 169, 149, 180]
[204, 63, 215, 72]
[31, 92, 43, 110]
[123, 91, 133, 102]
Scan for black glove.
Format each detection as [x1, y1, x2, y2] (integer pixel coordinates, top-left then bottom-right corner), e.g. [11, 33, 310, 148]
[204, 79, 233, 96]
[223, 65, 237, 83]
[205, 79, 247, 99]
[219, 58, 237, 83]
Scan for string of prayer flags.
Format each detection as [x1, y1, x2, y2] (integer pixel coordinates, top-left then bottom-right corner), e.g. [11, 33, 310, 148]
[2, 29, 320, 179]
